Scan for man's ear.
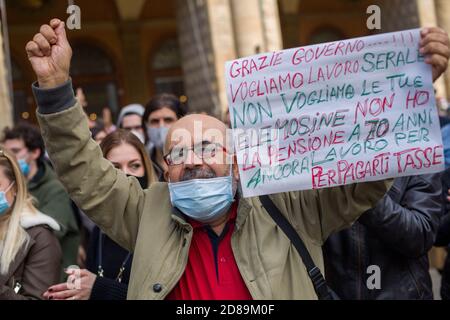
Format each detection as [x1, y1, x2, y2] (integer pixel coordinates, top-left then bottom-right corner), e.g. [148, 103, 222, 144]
[232, 155, 240, 182]
[30, 148, 41, 162]
[164, 169, 170, 182]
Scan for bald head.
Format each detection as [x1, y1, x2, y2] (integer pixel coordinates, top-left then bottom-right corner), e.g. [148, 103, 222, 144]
[162, 113, 239, 184]
[164, 114, 229, 155]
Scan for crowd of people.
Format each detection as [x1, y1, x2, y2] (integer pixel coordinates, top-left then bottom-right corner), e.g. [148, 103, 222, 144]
[1, 18, 450, 300]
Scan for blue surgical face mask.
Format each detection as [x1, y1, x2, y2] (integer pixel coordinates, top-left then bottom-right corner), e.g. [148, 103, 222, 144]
[148, 127, 169, 150]
[0, 182, 15, 216]
[18, 158, 30, 177]
[168, 166, 235, 224]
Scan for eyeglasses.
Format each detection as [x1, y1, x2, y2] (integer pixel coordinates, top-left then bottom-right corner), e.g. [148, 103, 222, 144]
[164, 141, 228, 166]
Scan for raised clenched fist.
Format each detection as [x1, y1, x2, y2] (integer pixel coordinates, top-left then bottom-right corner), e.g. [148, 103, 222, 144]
[26, 18, 72, 89]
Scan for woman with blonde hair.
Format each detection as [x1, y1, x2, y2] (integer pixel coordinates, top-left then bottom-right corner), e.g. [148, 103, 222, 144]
[0, 148, 61, 300]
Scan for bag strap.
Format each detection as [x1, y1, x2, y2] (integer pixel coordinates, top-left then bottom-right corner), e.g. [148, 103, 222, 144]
[259, 195, 332, 300]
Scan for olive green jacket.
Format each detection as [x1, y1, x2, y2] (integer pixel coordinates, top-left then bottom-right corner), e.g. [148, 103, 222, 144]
[36, 99, 390, 300]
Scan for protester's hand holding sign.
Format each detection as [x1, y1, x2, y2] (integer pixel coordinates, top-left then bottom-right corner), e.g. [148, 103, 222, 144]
[227, 27, 449, 198]
[420, 27, 450, 81]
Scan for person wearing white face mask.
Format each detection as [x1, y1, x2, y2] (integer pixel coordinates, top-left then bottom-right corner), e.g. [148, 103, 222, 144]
[143, 94, 187, 175]
[116, 104, 146, 144]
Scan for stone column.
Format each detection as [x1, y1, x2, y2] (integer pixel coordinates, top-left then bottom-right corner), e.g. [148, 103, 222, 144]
[230, 0, 282, 57]
[417, 0, 438, 27]
[230, 0, 265, 57]
[176, 0, 218, 115]
[0, 22, 12, 133]
[259, 0, 283, 51]
[435, 0, 450, 99]
[176, 0, 283, 117]
[206, 0, 237, 117]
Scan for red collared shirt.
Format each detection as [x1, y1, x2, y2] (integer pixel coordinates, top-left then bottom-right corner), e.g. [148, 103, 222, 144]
[166, 202, 253, 300]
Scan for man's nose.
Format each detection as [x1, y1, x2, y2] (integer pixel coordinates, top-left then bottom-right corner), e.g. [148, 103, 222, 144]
[184, 149, 203, 168]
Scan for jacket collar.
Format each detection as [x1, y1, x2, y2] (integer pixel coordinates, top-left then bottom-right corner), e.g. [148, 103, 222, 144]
[20, 209, 60, 232]
[171, 209, 192, 231]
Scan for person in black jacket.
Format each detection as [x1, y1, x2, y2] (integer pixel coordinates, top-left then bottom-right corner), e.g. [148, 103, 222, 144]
[324, 173, 442, 299]
[44, 130, 158, 300]
[436, 168, 450, 300]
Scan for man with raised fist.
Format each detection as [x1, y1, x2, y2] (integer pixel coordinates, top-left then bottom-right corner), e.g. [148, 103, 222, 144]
[26, 19, 448, 300]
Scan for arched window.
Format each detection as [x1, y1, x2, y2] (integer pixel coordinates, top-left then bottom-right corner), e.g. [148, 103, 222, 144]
[309, 27, 345, 45]
[70, 43, 120, 120]
[150, 38, 185, 98]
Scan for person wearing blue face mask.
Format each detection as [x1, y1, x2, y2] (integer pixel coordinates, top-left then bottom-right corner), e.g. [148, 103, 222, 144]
[17, 159, 30, 177]
[27, 19, 449, 300]
[2, 125, 40, 181]
[0, 181, 15, 215]
[2, 124, 80, 280]
[143, 94, 187, 177]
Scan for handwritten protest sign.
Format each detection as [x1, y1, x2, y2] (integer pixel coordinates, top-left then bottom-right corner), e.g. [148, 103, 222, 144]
[225, 29, 444, 198]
